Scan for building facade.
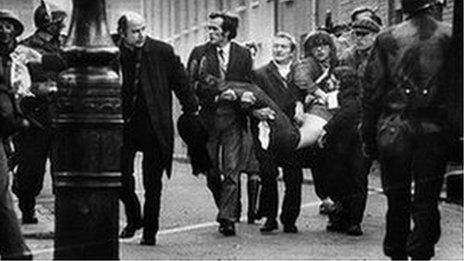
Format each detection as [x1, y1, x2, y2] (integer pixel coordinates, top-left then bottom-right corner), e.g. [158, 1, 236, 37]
[0, 0, 456, 156]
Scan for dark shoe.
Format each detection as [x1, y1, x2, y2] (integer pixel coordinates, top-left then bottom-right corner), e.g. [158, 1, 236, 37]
[283, 224, 298, 233]
[346, 224, 363, 236]
[219, 220, 236, 236]
[119, 223, 142, 238]
[260, 219, 278, 232]
[22, 215, 38, 224]
[390, 254, 408, 260]
[140, 237, 156, 246]
[326, 221, 347, 233]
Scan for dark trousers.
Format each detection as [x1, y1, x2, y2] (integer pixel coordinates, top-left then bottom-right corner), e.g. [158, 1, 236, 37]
[379, 132, 447, 259]
[12, 128, 52, 217]
[324, 141, 371, 226]
[0, 141, 30, 258]
[308, 148, 331, 201]
[257, 148, 303, 226]
[120, 130, 164, 240]
[205, 116, 243, 223]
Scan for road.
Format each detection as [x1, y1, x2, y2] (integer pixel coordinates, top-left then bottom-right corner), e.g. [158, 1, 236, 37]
[19, 155, 463, 260]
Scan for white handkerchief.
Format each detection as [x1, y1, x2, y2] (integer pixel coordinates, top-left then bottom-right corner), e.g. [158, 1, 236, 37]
[258, 120, 270, 150]
[327, 90, 339, 109]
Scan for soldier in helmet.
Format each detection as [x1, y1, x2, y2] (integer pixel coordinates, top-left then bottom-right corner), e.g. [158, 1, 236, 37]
[0, 9, 38, 260]
[12, 0, 67, 224]
[361, 0, 452, 259]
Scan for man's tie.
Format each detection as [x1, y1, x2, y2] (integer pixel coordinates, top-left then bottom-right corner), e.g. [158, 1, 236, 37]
[218, 48, 227, 79]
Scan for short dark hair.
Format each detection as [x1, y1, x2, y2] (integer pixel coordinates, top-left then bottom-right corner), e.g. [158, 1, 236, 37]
[209, 12, 239, 40]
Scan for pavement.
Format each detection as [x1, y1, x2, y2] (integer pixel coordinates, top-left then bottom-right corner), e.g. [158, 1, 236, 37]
[10, 156, 464, 260]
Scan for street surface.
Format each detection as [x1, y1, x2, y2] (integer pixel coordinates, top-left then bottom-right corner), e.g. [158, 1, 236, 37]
[16, 154, 463, 260]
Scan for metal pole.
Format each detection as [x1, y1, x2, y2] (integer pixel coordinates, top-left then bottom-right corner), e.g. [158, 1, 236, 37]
[52, 0, 122, 259]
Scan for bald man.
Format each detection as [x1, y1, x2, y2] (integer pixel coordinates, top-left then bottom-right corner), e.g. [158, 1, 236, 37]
[116, 12, 198, 246]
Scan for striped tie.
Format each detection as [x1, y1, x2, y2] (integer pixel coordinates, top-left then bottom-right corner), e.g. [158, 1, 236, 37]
[218, 48, 227, 79]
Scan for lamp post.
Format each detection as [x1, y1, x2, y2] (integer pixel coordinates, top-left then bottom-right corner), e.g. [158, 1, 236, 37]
[52, 0, 122, 259]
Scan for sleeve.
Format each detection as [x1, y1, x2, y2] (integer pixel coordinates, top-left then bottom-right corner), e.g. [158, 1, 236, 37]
[41, 53, 67, 71]
[324, 91, 360, 136]
[0, 90, 26, 137]
[167, 46, 198, 114]
[360, 37, 388, 155]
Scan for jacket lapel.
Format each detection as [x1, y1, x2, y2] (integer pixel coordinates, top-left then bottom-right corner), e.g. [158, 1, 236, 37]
[205, 45, 220, 78]
[226, 42, 238, 78]
[266, 62, 288, 90]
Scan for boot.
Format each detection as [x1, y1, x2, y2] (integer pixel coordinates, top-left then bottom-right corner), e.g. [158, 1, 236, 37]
[247, 175, 261, 224]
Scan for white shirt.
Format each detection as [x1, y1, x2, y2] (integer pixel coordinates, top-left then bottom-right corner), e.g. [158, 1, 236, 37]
[217, 42, 231, 67]
[272, 60, 292, 79]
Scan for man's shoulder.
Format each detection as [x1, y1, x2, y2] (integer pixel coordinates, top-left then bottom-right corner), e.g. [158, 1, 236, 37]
[254, 62, 272, 76]
[231, 42, 251, 56]
[146, 37, 174, 52]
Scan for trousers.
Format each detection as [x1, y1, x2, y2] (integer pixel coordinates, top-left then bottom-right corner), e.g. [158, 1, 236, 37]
[120, 126, 164, 240]
[379, 129, 447, 259]
[0, 141, 31, 259]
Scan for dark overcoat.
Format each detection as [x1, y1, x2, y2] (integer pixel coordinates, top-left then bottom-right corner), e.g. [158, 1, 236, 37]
[120, 37, 198, 176]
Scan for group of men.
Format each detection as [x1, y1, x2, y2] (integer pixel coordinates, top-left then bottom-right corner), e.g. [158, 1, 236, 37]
[0, 0, 456, 260]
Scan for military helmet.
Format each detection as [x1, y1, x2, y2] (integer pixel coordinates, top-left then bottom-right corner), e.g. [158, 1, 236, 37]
[34, 0, 66, 29]
[0, 9, 24, 36]
[401, 0, 440, 15]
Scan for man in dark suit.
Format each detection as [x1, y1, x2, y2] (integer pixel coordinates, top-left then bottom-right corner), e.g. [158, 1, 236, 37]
[252, 32, 304, 233]
[187, 12, 253, 236]
[117, 12, 198, 246]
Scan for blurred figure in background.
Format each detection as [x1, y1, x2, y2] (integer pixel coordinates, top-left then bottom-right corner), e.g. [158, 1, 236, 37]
[0, 9, 40, 260]
[12, 0, 67, 224]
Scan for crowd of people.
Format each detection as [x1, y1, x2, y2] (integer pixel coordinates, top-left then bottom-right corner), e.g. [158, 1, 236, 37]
[0, 0, 456, 260]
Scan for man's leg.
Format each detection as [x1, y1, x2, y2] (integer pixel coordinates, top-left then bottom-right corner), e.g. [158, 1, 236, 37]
[119, 142, 142, 238]
[255, 147, 279, 232]
[407, 133, 447, 260]
[280, 154, 303, 233]
[0, 142, 32, 259]
[216, 124, 243, 235]
[380, 153, 412, 259]
[205, 134, 221, 208]
[12, 128, 51, 223]
[140, 144, 164, 245]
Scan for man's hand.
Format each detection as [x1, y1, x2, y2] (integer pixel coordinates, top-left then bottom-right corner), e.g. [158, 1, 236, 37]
[293, 101, 304, 125]
[217, 89, 237, 101]
[317, 129, 327, 149]
[36, 81, 58, 95]
[252, 107, 276, 121]
[12, 45, 43, 64]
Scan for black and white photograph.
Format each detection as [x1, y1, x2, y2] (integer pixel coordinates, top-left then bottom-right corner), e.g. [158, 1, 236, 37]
[0, 0, 462, 260]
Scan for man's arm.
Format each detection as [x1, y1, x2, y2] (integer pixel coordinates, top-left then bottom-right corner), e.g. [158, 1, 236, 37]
[360, 37, 387, 159]
[168, 46, 198, 114]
